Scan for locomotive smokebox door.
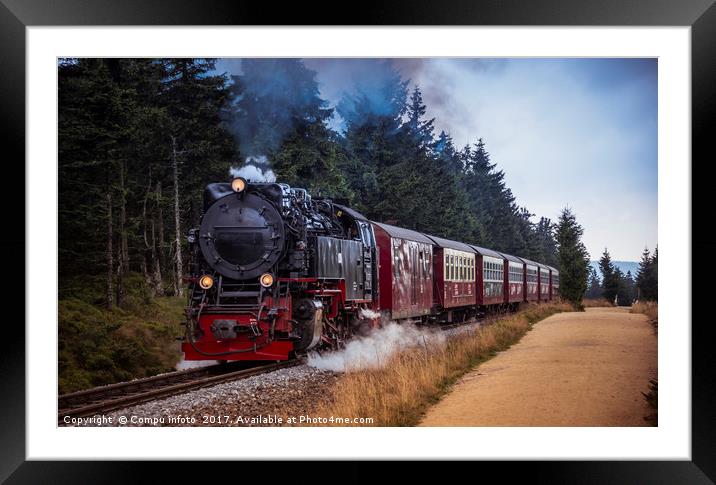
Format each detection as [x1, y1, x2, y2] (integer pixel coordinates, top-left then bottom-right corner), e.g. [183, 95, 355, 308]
[198, 190, 285, 281]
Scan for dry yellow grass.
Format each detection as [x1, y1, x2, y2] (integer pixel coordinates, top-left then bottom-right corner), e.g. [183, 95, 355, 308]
[631, 301, 658, 330]
[316, 302, 571, 426]
[582, 298, 614, 308]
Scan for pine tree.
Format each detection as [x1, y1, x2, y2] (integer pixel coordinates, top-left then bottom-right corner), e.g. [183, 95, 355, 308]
[599, 248, 619, 303]
[555, 208, 590, 307]
[405, 86, 436, 151]
[636, 246, 658, 301]
[534, 216, 558, 266]
[619, 269, 636, 305]
[586, 266, 602, 299]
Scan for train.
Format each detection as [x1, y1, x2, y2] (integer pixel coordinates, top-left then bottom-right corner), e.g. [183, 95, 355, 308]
[181, 178, 559, 361]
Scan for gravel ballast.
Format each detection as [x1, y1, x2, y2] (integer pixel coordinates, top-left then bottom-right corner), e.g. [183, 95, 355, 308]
[69, 364, 339, 427]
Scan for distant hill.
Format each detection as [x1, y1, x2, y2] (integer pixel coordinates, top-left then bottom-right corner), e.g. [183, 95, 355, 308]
[589, 260, 639, 279]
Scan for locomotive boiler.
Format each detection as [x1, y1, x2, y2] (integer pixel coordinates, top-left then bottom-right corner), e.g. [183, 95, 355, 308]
[182, 177, 378, 361]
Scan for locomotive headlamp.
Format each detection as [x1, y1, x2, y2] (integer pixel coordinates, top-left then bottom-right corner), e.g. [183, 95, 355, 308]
[231, 177, 247, 193]
[199, 274, 214, 290]
[259, 273, 275, 288]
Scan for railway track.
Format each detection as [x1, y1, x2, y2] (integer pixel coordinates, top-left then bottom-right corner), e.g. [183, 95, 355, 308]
[58, 359, 302, 424]
[58, 307, 518, 425]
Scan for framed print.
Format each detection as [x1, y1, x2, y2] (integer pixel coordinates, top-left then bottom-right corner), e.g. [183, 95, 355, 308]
[3, 0, 714, 481]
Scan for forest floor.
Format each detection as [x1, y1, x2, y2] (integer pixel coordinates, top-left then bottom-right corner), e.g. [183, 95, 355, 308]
[59, 273, 186, 394]
[419, 307, 657, 426]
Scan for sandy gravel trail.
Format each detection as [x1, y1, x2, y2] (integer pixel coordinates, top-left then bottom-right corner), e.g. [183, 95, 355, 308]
[420, 307, 657, 426]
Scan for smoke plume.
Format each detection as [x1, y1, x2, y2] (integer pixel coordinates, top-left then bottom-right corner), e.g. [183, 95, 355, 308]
[229, 155, 276, 183]
[307, 322, 445, 372]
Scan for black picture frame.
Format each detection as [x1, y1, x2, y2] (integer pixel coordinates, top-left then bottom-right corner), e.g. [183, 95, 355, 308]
[2, 0, 713, 481]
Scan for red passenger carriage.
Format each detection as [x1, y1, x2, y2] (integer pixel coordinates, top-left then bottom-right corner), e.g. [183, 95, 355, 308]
[499, 252, 525, 305]
[518, 257, 539, 302]
[424, 235, 477, 320]
[372, 222, 434, 321]
[468, 245, 505, 306]
[548, 266, 560, 300]
[538, 264, 550, 302]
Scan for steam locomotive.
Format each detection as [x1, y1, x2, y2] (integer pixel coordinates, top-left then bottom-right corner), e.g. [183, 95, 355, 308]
[182, 178, 559, 361]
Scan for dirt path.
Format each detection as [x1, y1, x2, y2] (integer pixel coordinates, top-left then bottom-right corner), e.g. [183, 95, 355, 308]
[420, 307, 657, 426]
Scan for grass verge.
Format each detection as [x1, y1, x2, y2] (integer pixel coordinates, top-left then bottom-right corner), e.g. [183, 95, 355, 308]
[631, 301, 658, 331]
[315, 302, 572, 426]
[630, 301, 658, 426]
[582, 298, 614, 308]
[642, 378, 658, 426]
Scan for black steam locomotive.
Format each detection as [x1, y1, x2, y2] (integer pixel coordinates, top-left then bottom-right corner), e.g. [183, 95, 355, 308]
[183, 177, 377, 361]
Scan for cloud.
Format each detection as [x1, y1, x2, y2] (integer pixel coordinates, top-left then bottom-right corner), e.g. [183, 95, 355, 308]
[392, 58, 657, 260]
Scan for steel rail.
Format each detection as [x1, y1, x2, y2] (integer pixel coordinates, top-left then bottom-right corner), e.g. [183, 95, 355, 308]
[58, 359, 301, 424]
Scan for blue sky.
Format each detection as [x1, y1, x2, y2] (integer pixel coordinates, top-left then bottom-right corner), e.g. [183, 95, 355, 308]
[217, 58, 657, 261]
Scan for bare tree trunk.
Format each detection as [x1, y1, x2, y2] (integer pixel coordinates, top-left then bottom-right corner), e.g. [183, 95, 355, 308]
[142, 170, 153, 295]
[116, 245, 124, 307]
[151, 215, 164, 296]
[156, 181, 165, 273]
[172, 135, 184, 297]
[119, 161, 129, 273]
[106, 191, 114, 309]
[142, 169, 152, 250]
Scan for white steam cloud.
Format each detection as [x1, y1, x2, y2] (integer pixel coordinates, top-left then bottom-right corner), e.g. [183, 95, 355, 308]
[229, 155, 276, 183]
[175, 358, 218, 370]
[307, 322, 446, 372]
[358, 308, 381, 320]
